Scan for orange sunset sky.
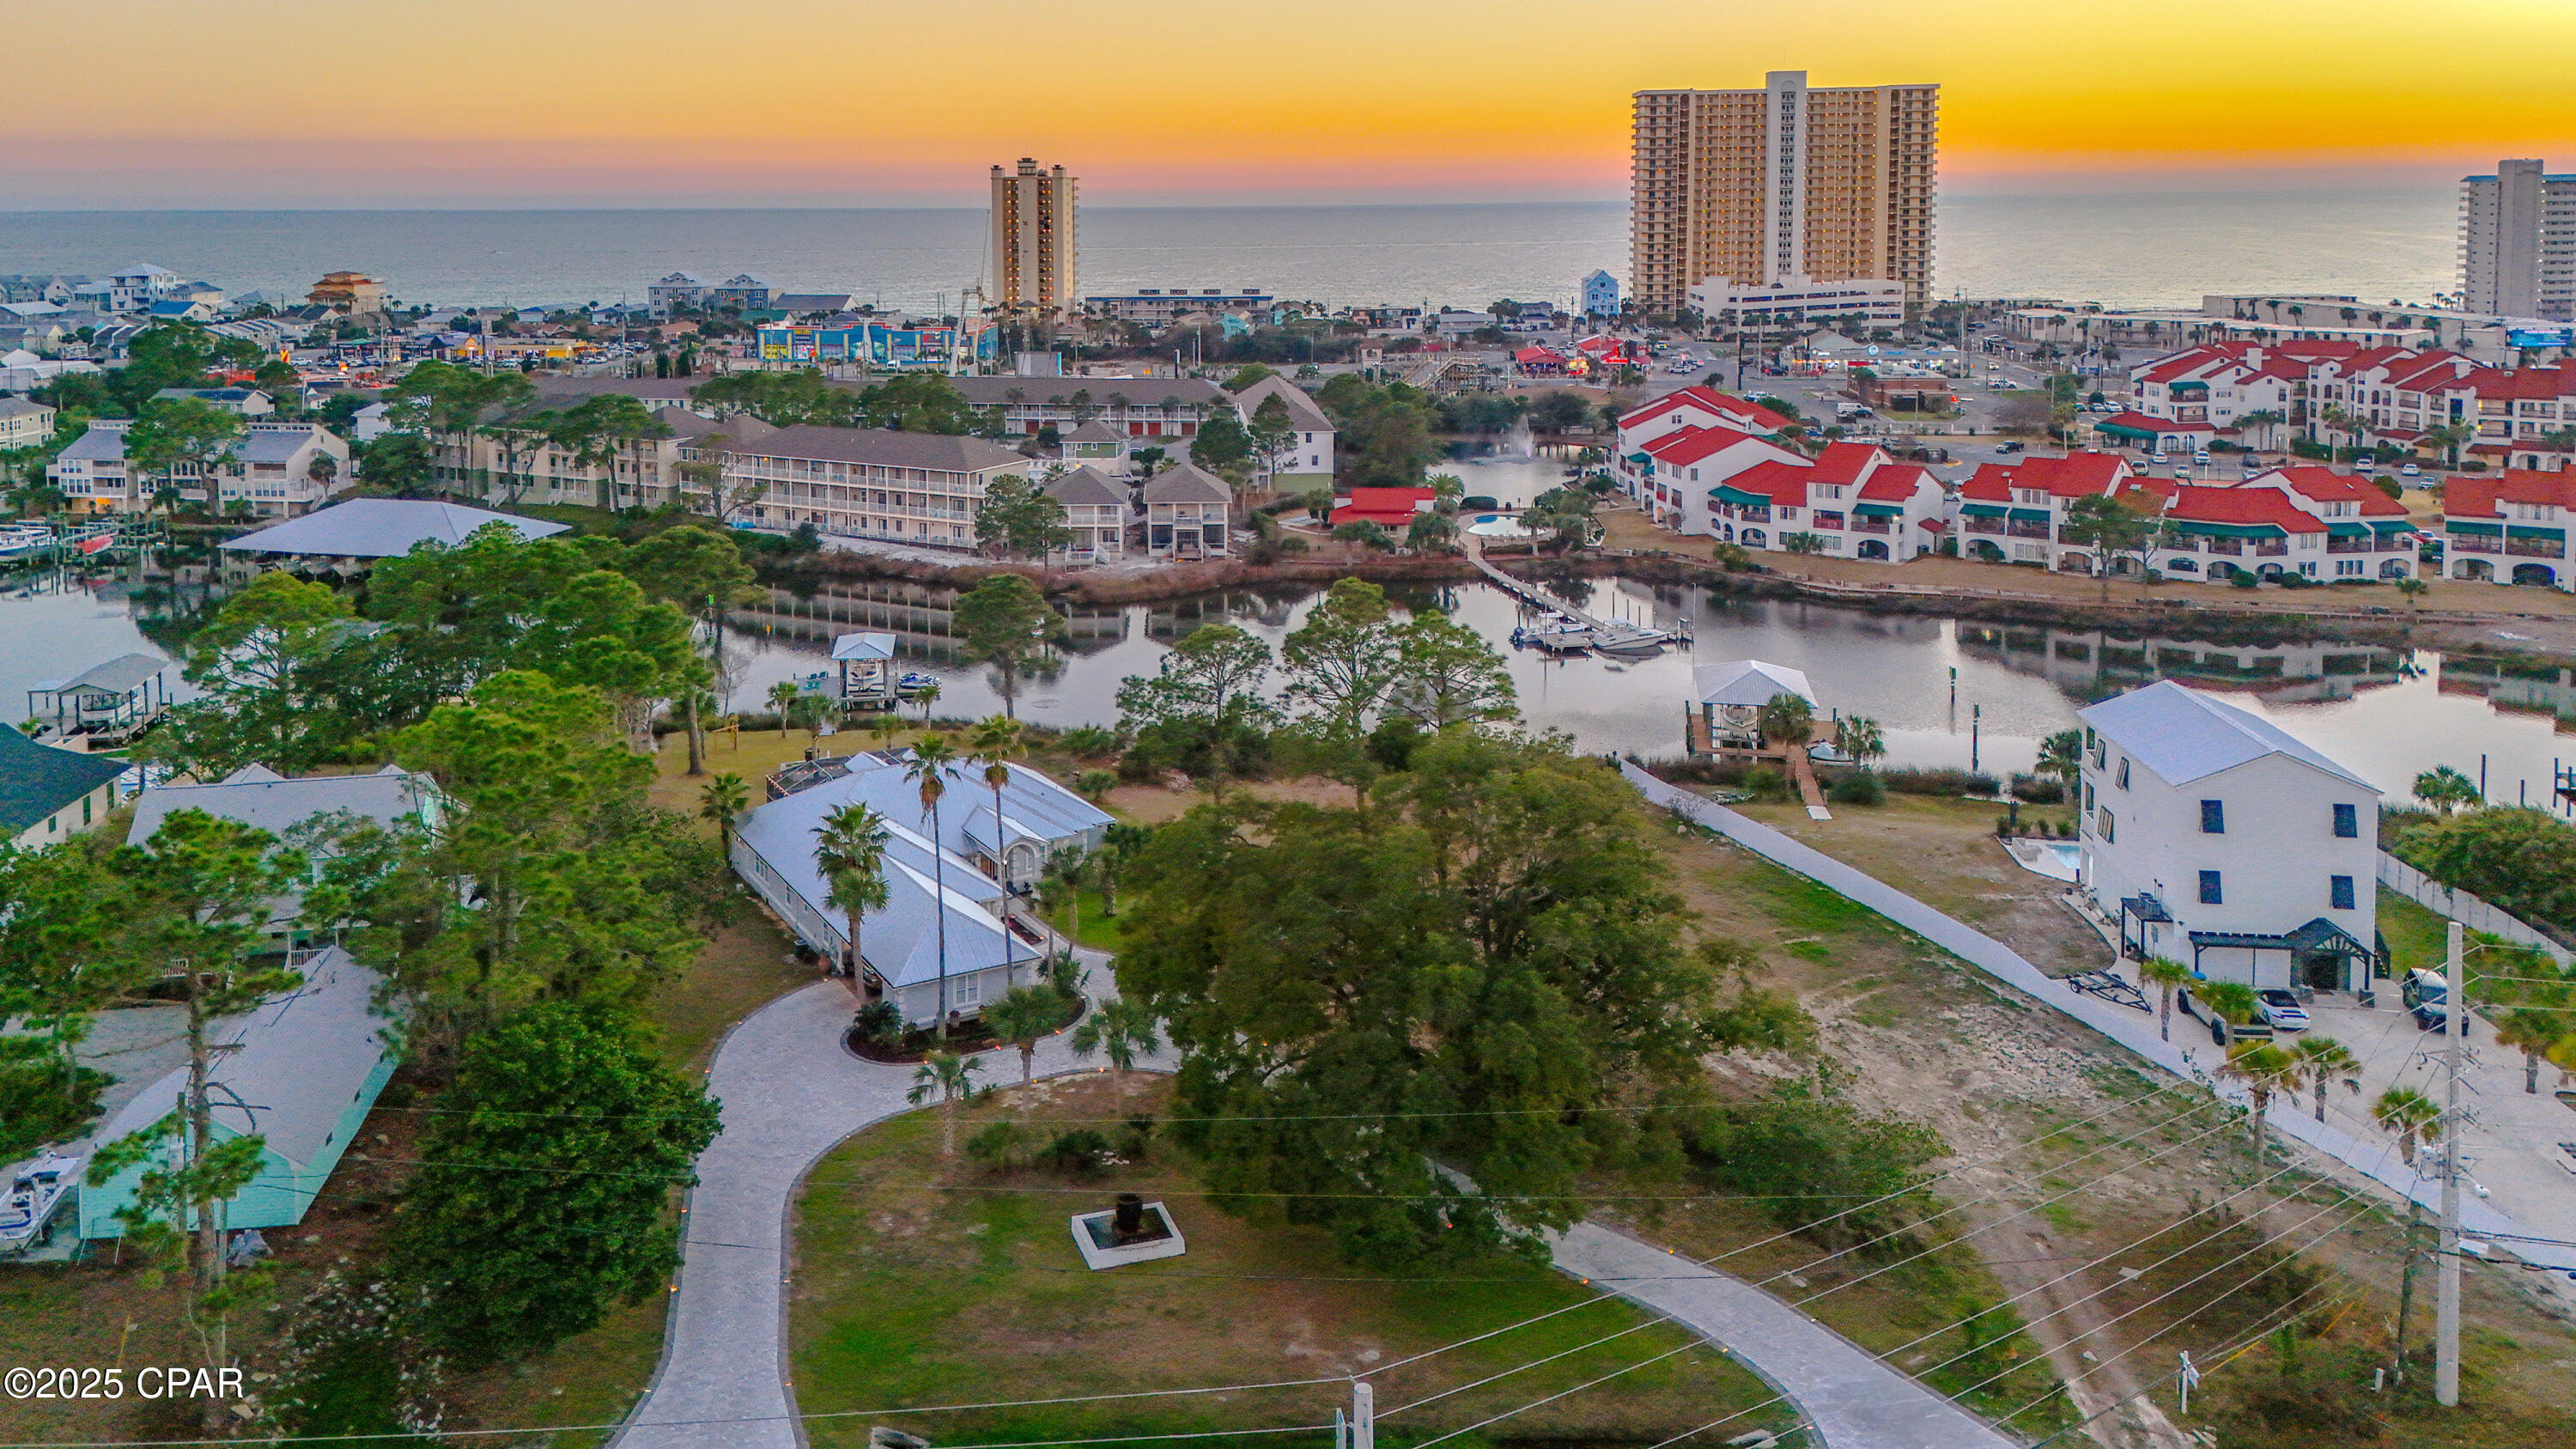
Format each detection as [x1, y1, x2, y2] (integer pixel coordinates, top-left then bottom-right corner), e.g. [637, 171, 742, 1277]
[9, 0, 2576, 207]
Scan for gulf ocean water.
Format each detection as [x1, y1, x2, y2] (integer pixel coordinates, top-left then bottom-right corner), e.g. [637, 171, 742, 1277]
[0, 188, 2456, 314]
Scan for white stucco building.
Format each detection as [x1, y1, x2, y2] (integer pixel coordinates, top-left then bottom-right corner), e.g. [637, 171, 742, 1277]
[2077, 682, 2381, 992]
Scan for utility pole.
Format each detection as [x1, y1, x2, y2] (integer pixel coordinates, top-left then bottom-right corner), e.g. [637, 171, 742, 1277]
[1352, 1380, 1374, 1449]
[2436, 918, 2464, 1407]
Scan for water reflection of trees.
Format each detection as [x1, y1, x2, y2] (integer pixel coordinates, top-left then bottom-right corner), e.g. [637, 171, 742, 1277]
[1955, 624, 2409, 706]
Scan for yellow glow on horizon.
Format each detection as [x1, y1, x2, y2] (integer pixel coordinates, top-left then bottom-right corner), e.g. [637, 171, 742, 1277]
[12, 0, 2576, 200]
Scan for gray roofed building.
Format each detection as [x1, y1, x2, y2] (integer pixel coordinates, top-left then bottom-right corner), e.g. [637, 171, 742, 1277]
[727, 770, 1037, 1025]
[217, 498, 569, 562]
[530, 374, 706, 410]
[0, 726, 127, 849]
[27, 652, 171, 743]
[1061, 419, 1127, 444]
[2076, 679, 2374, 791]
[656, 407, 775, 445]
[945, 374, 1226, 409]
[128, 763, 440, 846]
[81, 947, 397, 1237]
[743, 424, 1028, 473]
[1140, 461, 1231, 503]
[1043, 465, 1128, 509]
[230, 426, 324, 465]
[769, 292, 860, 314]
[1232, 374, 1332, 431]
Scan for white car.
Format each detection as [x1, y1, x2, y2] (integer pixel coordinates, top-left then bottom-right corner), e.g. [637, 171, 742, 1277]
[2400, 463, 2422, 478]
[2255, 989, 2310, 1032]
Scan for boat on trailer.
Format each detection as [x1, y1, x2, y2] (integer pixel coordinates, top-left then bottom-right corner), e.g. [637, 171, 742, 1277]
[0, 1148, 82, 1256]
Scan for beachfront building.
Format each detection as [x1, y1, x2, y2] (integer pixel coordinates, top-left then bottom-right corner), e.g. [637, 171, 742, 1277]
[1141, 462, 1232, 558]
[1087, 289, 1275, 328]
[2077, 681, 2380, 993]
[1953, 452, 2133, 568]
[1713, 442, 1946, 560]
[2439, 469, 2576, 589]
[1686, 277, 1906, 328]
[693, 425, 1031, 551]
[1231, 374, 1336, 482]
[992, 159, 1078, 318]
[0, 724, 126, 850]
[81, 947, 395, 1239]
[649, 271, 713, 314]
[1629, 70, 1938, 316]
[1580, 270, 1619, 319]
[1042, 466, 1131, 564]
[2459, 160, 2576, 321]
[752, 320, 993, 370]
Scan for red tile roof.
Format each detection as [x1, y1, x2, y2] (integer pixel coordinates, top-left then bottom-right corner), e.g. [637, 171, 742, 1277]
[1643, 423, 1764, 466]
[2099, 410, 2202, 434]
[1859, 464, 1934, 502]
[1959, 451, 2131, 502]
[2443, 469, 2576, 519]
[1808, 441, 1885, 484]
[1618, 386, 1791, 435]
[2247, 466, 2406, 516]
[1726, 459, 1812, 508]
[2165, 484, 2325, 533]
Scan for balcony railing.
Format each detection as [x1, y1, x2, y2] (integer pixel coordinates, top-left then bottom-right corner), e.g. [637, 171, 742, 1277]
[2452, 536, 2501, 555]
[2254, 541, 2289, 557]
[2506, 538, 2562, 558]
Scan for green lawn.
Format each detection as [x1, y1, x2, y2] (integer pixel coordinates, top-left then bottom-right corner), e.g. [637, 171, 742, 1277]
[2378, 886, 2451, 980]
[1042, 888, 1127, 953]
[788, 1075, 1801, 1449]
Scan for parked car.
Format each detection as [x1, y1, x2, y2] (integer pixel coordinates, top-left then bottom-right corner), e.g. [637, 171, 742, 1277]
[2412, 1002, 2450, 1032]
[1996, 441, 2026, 454]
[2399, 463, 2422, 478]
[2178, 985, 2275, 1044]
[2401, 967, 2447, 1012]
[2255, 989, 2310, 1032]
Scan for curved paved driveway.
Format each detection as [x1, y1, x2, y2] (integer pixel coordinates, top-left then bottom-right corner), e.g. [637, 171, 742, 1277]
[613, 964, 2016, 1449]
[613, 965, 1146, 1449]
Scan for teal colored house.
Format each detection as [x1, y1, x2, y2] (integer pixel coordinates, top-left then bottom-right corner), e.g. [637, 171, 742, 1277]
[79, 949, 394, 1239]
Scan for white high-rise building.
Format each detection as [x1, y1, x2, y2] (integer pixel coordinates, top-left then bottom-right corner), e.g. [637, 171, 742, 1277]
[2459, 158, 2576, 321]
[1630, 70, 1937, 319]
[989, 158, 1078, 319]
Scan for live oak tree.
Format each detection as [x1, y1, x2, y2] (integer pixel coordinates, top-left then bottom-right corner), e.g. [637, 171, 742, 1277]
[951, 573, 1062, 718]
[389, 1002, 719, 1365]
[1114, 731, 1723, 1266]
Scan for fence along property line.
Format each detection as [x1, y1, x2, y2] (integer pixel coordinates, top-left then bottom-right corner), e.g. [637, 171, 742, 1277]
[2375, 851, 2573, 969]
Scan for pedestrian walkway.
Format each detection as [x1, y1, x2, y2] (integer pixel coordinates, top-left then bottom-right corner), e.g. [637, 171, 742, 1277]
[1554, 1224, 2015, 1449]
[1620, 762, 2576, 1282]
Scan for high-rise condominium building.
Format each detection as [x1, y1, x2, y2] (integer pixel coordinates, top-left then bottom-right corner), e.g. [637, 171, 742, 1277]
[1629, 70, 1938, 320]
[2459, 159, 2576, 321]
[990, 158, 1077, 317]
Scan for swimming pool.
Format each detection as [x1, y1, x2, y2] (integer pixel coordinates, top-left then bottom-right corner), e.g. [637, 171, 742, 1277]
[2011, 840, 2083, 882]
[1464, 512, 1534, 539]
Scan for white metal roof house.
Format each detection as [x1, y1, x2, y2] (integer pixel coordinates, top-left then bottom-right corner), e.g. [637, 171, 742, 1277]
[216, 498, 568, 572]
[81, 947, 394, 1239]
[2076, 681, 2382, 992]
[727, 769, 1043, 1027]
[126, 764, 442, 936]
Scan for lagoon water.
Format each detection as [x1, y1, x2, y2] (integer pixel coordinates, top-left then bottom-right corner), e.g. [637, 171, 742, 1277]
[15, 562, 2576, 810]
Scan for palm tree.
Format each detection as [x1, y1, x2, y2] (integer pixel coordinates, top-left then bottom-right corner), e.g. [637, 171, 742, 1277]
[1834, 715, 1885, 770]
[1038, 846, 1089, 942]
[2394, 575, 2428, 615]
[2036, 728, 2084, 793]
[814, 802, 891, 986]
[985, 985, 1064, 1087]
[1755, 692, 1814, 755]
[2217, 1040, 2299, 1197]
[1070, 998, 1162, 1106]
[969, 714, 1024, 889]
[912, 680, 941, 723]
[2139, 956, 2191, 1042]
[867, 711, 905, 752]
[2196, 979, 2258, 1047]
[2412, 764, 2481, 813]
[699, 772, 748, 855]
[906, 1050, 983, 1158]
[766, 679, 801, 737]
[2494, 1003, 2573, 1095]
[904, 734, 960, 1035]
[2374, 1085, 2442, 1373]
[2290, 1035, 2361, 1123]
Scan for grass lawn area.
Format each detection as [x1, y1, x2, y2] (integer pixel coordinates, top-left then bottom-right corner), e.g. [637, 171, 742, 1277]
[2376, 886, 2452, 981]
[1041, 887, 1126, 953]
[790, 1073, 1800, 1449]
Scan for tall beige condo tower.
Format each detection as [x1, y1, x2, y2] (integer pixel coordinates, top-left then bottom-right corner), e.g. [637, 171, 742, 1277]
[1629, 70, 1937, 316]
[991, 158, 1078, 316]
[2458, 159, 2576, 320]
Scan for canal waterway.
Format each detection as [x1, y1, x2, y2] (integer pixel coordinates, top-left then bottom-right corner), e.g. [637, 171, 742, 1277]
[13, 563, 2576, 813]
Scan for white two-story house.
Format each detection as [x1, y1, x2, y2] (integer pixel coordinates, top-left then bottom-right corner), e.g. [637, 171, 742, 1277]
[1043, 466, 1131, 564]
[1141, 461, 1231, 558]
[2078, 681, 2381, 993]
[1230, 374, 1337, 484]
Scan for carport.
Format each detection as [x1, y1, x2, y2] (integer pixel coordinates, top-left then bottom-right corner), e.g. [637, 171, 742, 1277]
[2187, 916, 2378, 995]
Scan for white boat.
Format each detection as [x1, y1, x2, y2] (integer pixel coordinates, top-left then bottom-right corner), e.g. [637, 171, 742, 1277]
[1513, 623, 1594, 654]
[0, 1148, 82, 1254]
[1807, 740, 1859, 766]
[1589, 622, 1673, 655]
[896, 672, 939, 693]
